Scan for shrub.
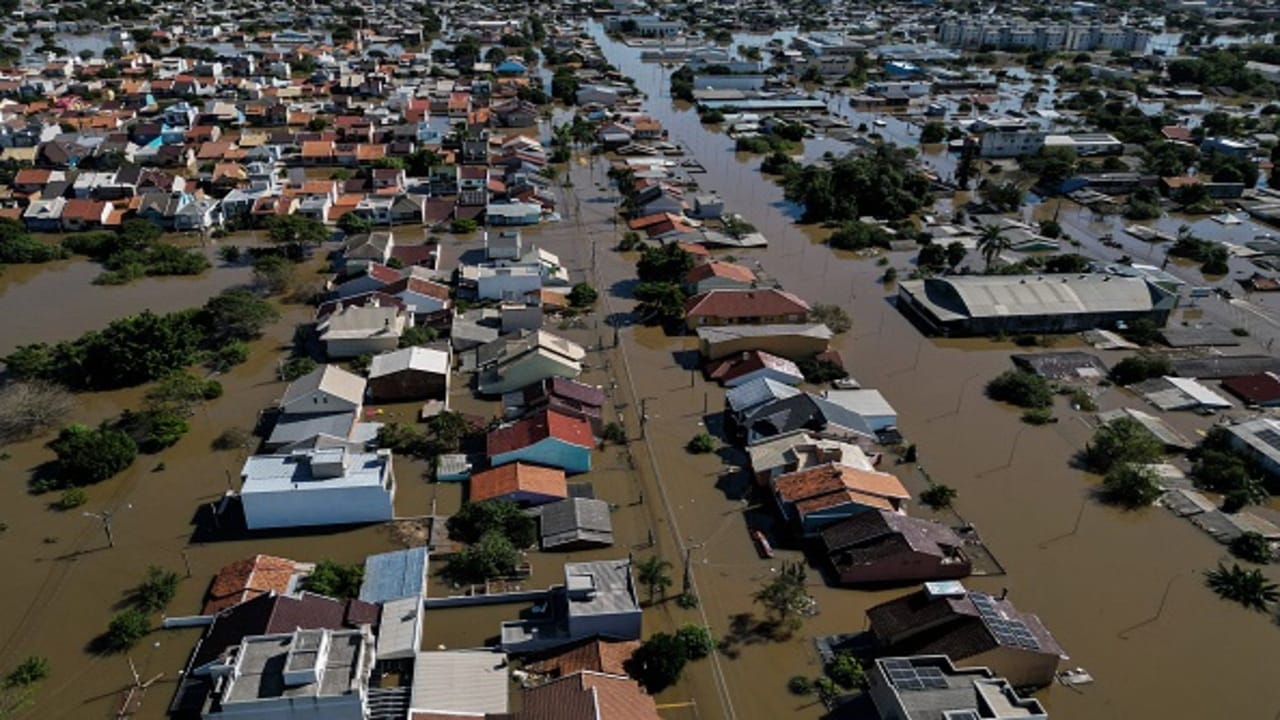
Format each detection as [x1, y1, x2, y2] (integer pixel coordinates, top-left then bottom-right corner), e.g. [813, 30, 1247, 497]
[686, 432, 716, 454]
[103, 608, 150, 652]
[827, 652, 865, 690]
[48, 424, 138, 486]
[1021, 407, 1055, 425]
[809, 304, 851, 334]
[985, 370, 1052, 408]
[445, 530, 520, 582]
[5, 656, 50, 687]
[446, 499, 537, 547]
[787, 676, 813, 695]
[451, 218, 478, 234]
[798, 357, 849, 384]
[675, 623, 716, 659]
[301, 560, 365, 599]
[568, 282, 598, 308]
[1070, 388, 1097, 411]
[1101, 464, 1162, 508]
[1229, 532, 1274, 564]
[281, 357, 318, 381]
[920, 484, 957, 509]
[212, 341, 250, 370]
[134, 566, 180, 612]
[56, 488, 87, 510]
[631, 632, 688, 692]
[602, 421, 627, 445]
[399, 325, 439, 348]
[1109, 354, 1171, 385]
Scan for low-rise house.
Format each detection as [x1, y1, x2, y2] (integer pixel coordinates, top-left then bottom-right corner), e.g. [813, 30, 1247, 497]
[488, 409, 593, 475]
[684, 259, 758, 294]
[202, 555, 312, 615]
[330, 262, 403, 300]
[866, 583, 1066, 688]
[470, 262, 543, 301]
[409, 650, 510, 717]
[501, 559, 642, 653]
[1225, 417, 1280, 479]
[820, 511, 971, 586]
[524, 638, 638, 680]
[773, 462, 910, 535]
[1221, 372, 1280, 407]
[684, 288, 811, 330]
[824, 389, 898, 432]
[59, 197, 111, 231]
[239, 448, 395, 530]
[382, 274, 452, 316]
[267, 364, 368, 451]
[535, 497, 614, 551]
[367, 346, 451, 403]
[866, 655, 1047, 720]
[343, 230, 394, 266]
[506, 377, 607, 435]
[476, 330, 586, 396]
[359, 547, 428, 604]
[733, 390, 878, 446]
[747, 431, 876, 487]
[317, 305, 406, 359]
[469, 462, 569, 506]
[697, 323, 833, 361]
[22, 197, 66, 231]
[486, 229, 523, 260]
[486, 200, 542, 226]
[705, 350, 804, 388]
[518, 671, 662, 720]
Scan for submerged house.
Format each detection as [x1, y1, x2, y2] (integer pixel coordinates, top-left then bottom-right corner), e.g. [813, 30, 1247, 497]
[239, 449, 395, 530]
[772, 462, 910, 535]
[487, 409, 594, 475]
[820, 510, 971, 586]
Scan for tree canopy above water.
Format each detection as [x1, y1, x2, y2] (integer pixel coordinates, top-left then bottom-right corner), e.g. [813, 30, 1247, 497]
[780, 145, 931, 224]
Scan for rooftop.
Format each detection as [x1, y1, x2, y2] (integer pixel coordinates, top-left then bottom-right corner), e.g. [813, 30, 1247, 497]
[240, 449, 391, 495]
[564, 559, 640, 619]
[899, 274, 1171, 322]
[221, 628, 367, 706]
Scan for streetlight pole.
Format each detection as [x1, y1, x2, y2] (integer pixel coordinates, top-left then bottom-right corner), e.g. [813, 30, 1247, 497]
[83, 504, 131, 549]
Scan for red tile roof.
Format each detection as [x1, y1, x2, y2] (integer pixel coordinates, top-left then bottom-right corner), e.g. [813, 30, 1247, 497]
[522, 672, 661, 720]
[775, 463, 909, 505]
[526, 638, 639, 678]
[487, 409, 594, 456]
[686, 260, 757, 286]
[383, 275, 451, 300]
[203, 555, 304, 615]
[469, 462, 568, 503]
[684, 288, 811, 320]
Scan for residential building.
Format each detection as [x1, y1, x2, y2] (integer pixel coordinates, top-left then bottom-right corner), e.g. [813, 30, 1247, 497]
[476, 330, 586, 396]
[501, 560, 642, 653]
[524, 638, 638, 680]
[267, 364, 368, 451]
[705, 350, 805, 388]
[487, 409, 593, 475]
[1225, 417, 1280, 478]
[1221, 372, 1280, 406]
[866, 655, 1047, 720]
[683, 260, 758, 294]
[1042, 133, 1124, 156]
[409, 650, 510, 718]
[367, 346, 451, 402]
[866, 583, 1066, 688]
[824, 389, 899, 432]
[486, 200, 542, 226]
[505, 377, 608, 434]
[469, 462, 569, 506]
[747, 431, 876, 487]
[239, 449, 395, 530]
[535, 497, 614, 551]
[359, 547, 429, 604]
[968, 117, 1046, 159]
[202, 555, 312, 615]
[697, 323, 834, 361]
[896, 275, 1176, 336]
[317, 305, 407, 359]
[518, 671, 661, 720]
[820, 511, 971, 586]
[732, 390, 878, 446]
[343, 230, 395, 266]
[773, 462, 910, 535]
[684, 288, 812, 330]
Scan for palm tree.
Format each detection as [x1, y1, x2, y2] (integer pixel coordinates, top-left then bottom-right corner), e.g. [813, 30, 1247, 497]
[636, 555, 673, 605]
[976, 223, 1010, 271]
[1205, 563, 1279, 611]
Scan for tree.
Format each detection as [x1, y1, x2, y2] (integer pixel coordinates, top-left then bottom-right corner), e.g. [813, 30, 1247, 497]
[633, 282, 687, 325]
[252, 255, 297, 295]
[568, 282, 598, 308]
[782, 145, 931, 223]
[798, 357, 848, 384]
[917, 243, 948, 272]
[1085, 417, 1163, 473]
[427, 410, 474, 454]
[337, 213, 373, 236]
[1101, 464, 1162, 508]
[686, 432, 716, 454]
[982, 181, 1023, 213]
[1108, 354, 1172, 385]
[446, 500, 537, 548]
[827, 221, 891, 251]
[675, 623, 715, 659]
[447, 530, 520, 582]
[1204, 563, 1279, 611]
[134, 566, 180, 612]
[920, 484, 957, 509]
[0, 218, 67, 263]
[48, 424, 138, 486]
[919, 121, 947, 144]
[635, 555, 673, 605]
[1229, 532, 1274, 564]
[4, 657, 49, 688]
[267, 215, 328, 245]
[399, 325, 438, 348]
[809, 304, 851, 334]
[637, 243, 694, 283]
[630, 632, 688, 692]
[1044, 253, 1089, 273]
[302, 560, 365, 598]
[945, 241, 968, 269]
[976, 223, 1011, 271]
[200, 289, 279, 344]
[0, 381, 74, 443]
[753, 561, 810, 636]
[985, 370, 1052, 409]
[103, 609, 150, 652]
[451, 218, 478, 234]
[827, 652, 865, 690]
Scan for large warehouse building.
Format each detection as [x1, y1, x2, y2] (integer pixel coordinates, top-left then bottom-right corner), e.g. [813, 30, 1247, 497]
[897, 274, 1175, 336]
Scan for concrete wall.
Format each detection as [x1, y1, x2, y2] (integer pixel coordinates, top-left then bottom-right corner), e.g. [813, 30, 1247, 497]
[242, 482, 394, 530]
[325, 336, 400, 359]
[968, 646, 1060, 689]
[568, 608, 642, 641]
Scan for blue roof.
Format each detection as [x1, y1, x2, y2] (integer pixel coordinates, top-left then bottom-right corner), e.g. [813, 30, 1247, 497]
[496, 60, 526, 73]
[359, 547, 428, 603]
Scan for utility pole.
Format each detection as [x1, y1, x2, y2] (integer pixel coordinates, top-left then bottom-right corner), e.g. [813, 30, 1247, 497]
[640, 397, 648, 438]
[682, 546, 693, 597]
[83, 504, 131, 549]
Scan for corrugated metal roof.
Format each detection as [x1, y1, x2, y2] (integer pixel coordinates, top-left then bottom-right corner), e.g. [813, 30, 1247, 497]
[360, 547, 428, 603]
[409, 651, 509, 715]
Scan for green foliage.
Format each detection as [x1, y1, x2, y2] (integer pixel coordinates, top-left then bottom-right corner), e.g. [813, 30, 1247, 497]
[376, 423, 432, 457]
[1086, 417, 1163, 473]
[670, 66, 695, 102]
[451, 218, 478, 234]
[1101, 464, 1162, 508]
[686, 432, 716, 454]
[146, 371, 222, 415]
[267, 214, 328, 244]
[814, 677, 840, 706]
[219, 245, 242, 263]
[1039, 219, 1063, 239]
[447, 500, 537, 548]
[981, 181, 1024, 213]
[1108, 354, 1171, 385]
[134, 566, 180, 613]
[1229, 532, 1274, 564]
[1070, 388, 1098, 412]
[986, 370, 1052, 408]
[618, 231, 643, 251]
[281, 357, 318, 381]
[976, 223, 1012, 270]
[301, 560, 365, 599]
[787, 676, 813, 695]
[1168, 228, 1230, 275]
[0, 218, 68, 263]
[118, 407, 190, 453]
[1119, 318, 1162, 347]
[631, 632, 688, 692]
[1204, 563, 1279, 611]
[920, 484, 957, 509]
[1043, 253, 1089, 273]
[827, 221, 891, 251]
[736, 134, 798, 155]
[760, 150, 799, 175]
[602, 421, 627, 445]
[56, 487, 88, 510]
[826, 652, 865, 690]
[212, 341, 250, 370]
[202, 289, 280, 344]
[917, 243, 948, 272]
[920, 121, 946, 144]
[808, 304, 851, 334]
[753, 561, 809, 637]
[4, 657, 49, 688]
[103, 608, 150, 652]
[1021, 407, 1056, 425]
[426, 410, 474, 453]
[637, 243, 694, 283]
[337, 213, 373, 236]
[636, 555, 673, 605]
[63, 222, 208, 283]
[550, 67, 580, 104]
[1021, 146, 1077, 190]
[446, 530, 520, 582]
[399, 325, 438, 348]
[47, 424, 137, 486]
[1168, 49, 1276, 97]
[633, 282, 688, 324]
[798, 357, 848, 384]
[782, 145, 930, 223]
[675, 623, 715, 659]
[568, 282, 598, 308]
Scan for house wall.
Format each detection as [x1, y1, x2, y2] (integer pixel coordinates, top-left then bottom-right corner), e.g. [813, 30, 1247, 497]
[832, 548, 971, 586]
[368, 370, 447, 402]
[800, 502, 876, 535]
[213, 691, 364, 719]
[966, 646, 1060, 689]
[242, 481, 395, 530]
[567, 608, 642, 641]
[477, 271, 542, 301]
[686, 312, 809, 331]
[479, 354, 580, 395]
[492, 439, 591, 474]
[325, 336, 400, 359]
[700, 333, 829, 361]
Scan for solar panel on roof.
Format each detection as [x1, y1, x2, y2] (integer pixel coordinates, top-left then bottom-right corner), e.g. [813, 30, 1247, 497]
[1256, 428, 1280, 452]
[883, 658, 914, 671]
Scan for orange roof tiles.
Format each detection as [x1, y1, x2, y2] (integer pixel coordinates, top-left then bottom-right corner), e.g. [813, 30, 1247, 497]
[203, 554, 304, 615]
[469, 462, 568, 503]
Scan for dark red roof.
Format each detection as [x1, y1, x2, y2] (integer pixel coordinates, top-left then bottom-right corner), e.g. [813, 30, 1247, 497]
[684, 289, 811, 319]
[1222, 373, 1280, 404]
[487, 408, 593, 456]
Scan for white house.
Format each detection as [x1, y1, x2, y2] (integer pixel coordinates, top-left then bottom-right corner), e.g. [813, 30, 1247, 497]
[239, 448, 395, 530]
[318, 305, 407, 359]
[824, 389, 899, 432]
[474, 264, 544, 301]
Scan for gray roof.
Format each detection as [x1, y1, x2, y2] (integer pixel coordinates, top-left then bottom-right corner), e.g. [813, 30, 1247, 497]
[376, 596, 421, 661]
[698, 323, 833, 344]
[409, 651, 509, 715]
[221, 629, 367, 706]
[565, 560, 640, 619]
[280, 364, 366, 411]
[725, 376, 803, 413]
[538, 498, 613, 550]
[899, 274, 1169, 322]
[872, 655, 1045, 720]
[267, 411, 357, 447]
[368, 346, 450, 379]
[240, 450, 390, 495]
[359, 547, 428, 603]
